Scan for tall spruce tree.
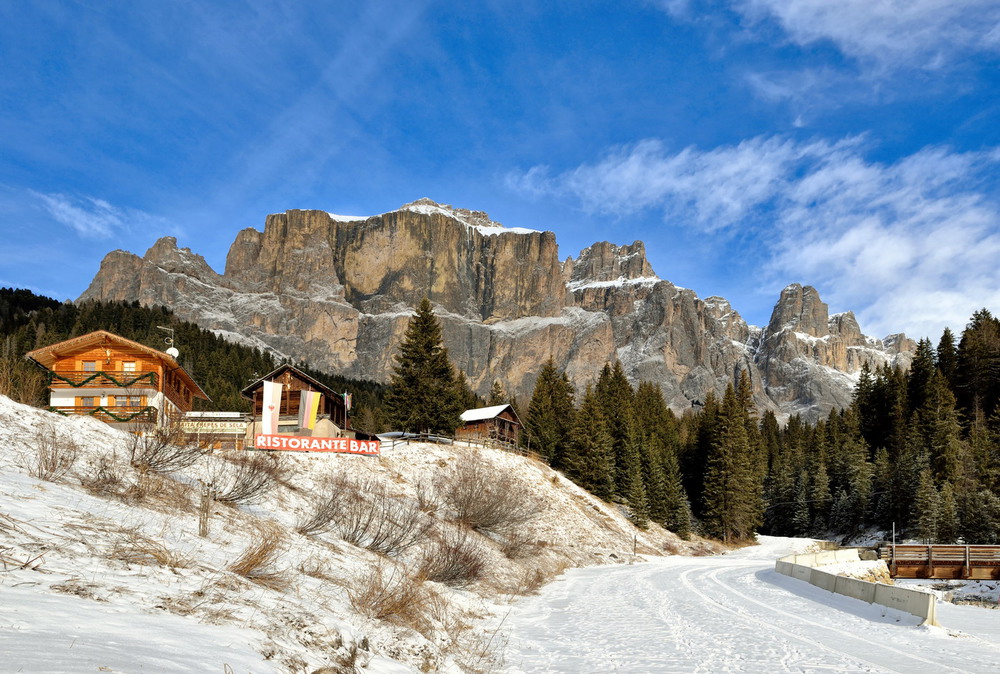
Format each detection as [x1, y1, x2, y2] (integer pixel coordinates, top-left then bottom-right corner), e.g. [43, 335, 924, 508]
[564, 385, 616, 500]
[936, 327, 959, 388]
[384, 298, 463, 434]
[524, 358, 576, 466]
[701, 382, 762, 543]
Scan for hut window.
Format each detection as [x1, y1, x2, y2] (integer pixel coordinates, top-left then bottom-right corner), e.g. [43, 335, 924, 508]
[82, 361, 96, 372]
[122, 361, 136, 372]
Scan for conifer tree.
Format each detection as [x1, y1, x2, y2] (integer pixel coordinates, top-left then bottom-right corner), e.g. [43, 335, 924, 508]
[565, 385, 616, 500]
[956, 309, 1000, 421]
[384, 298, 463, 434]
[454, 370, 482, 412]
[914, 469, 939, 543]
[701, 383, 761, 543]
[682, 390, 719, 516]
[487, 380, 507, 406]
[936, 327, 959, 387]
[908, 338, 937, 415]
[596, 361, 638, 496]
[917, 371, 967, 484]
[937, 482, 959, 544]
[524, 358, 576, 466]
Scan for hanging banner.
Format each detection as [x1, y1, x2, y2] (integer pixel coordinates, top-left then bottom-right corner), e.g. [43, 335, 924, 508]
[262, 380, 283, 435]
[254, 434, 380, 455]
[299, 391, 322, 429]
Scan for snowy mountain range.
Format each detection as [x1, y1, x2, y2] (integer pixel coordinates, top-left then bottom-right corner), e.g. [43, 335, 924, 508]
[79, 198, 914, 420]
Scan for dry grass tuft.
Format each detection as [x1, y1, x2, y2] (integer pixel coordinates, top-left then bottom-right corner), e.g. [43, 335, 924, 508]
[27, 423, 78, 482]
[227, 521, 287, 589]
[418, 526, 486, 588]
[295, 477, 346, 536]
[207, 451, 280, 505]
[498, 530, 543, 560]
[348, 562, 431, 631]
[304, 475, 431, 556]
[124, 422, 203, 474]
[111, 528, 191, 568]
[79, 453, 130, 498]
[436, 453, 543, 535]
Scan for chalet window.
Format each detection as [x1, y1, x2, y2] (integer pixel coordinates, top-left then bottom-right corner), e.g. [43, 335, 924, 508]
[122, 361, 136, 372]
[80, 396, 97, 407]
[117, 396, 142, 407]
[82, 361, 97, 372]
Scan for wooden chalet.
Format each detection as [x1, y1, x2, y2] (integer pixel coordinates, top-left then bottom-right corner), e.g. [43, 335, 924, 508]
[456, 404, 522, 447]
[25, 330, 209, 426]
[241, 364, 372, 443]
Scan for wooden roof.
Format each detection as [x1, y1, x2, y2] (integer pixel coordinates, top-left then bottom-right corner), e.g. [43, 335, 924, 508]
[25, 329, 210, 400]
[240, 363, 341, 401]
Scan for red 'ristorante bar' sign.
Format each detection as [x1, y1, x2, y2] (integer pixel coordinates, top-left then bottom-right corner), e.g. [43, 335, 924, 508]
[254, 434, 380, 455]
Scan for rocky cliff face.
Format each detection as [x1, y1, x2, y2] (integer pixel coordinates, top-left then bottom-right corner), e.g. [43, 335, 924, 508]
[79, 198, 914, 420]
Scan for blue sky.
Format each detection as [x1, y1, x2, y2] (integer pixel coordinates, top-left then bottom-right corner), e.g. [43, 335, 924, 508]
[2, 1, 999, 342]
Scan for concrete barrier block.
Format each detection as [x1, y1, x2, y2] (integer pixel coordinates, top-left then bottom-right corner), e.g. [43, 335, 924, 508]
[811, 569, 838, 592]
[834, 575, 876, 603]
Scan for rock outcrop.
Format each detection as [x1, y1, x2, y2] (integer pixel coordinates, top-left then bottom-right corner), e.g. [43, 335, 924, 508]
[79, 199, 914, 420]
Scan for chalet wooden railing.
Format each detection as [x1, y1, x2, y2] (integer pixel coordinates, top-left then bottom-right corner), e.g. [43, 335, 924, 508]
[48, 405, 157, 423]
[880, 543, 1000, 580]
[45, 370, 158, 388]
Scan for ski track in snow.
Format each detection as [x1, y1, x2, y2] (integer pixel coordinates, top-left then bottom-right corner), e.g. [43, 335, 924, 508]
[503, 537, 1000, 673]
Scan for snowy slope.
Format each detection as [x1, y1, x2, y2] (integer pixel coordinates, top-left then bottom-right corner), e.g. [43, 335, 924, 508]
[0, 396, 702, 672]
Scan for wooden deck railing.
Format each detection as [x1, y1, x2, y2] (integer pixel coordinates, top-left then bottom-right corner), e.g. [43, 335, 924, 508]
[46, 370, 158, 388]
[48, 405, 157, 424]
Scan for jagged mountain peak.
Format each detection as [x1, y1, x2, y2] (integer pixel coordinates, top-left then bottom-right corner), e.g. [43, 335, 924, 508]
[565, 241, 658, 288]
[78, 200, 914, 421]
[767, 283, 830, 338]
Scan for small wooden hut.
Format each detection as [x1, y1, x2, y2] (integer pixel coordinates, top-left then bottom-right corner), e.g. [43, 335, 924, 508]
[456, 404, 523, 447]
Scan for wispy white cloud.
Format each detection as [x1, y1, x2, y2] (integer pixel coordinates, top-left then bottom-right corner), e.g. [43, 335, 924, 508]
[734, 0, 1000, 70]
[508, 137, 1000, 339]
[30, 191, 163, 239]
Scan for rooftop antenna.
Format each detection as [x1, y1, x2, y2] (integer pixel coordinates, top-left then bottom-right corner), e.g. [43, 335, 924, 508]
[157, 325, 180, 358]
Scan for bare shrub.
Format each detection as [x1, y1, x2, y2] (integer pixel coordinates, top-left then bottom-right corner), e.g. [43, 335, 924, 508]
[111, 529, 190, 568]
[125, 421, 203, 474]
[80, 453, 129, 497]
[28, 423, 79, 482]
[324, 476, 431, 556]
[207, 451, 279, 505]
[296, 481, 347, 536]
[348, 562, 429, 629]
[415, 479, 439, 514]
[498, 530, 542, 560]
[227, 521, 286, 588]
[418, 527, 486, 587]
[436, 454, 543, 535]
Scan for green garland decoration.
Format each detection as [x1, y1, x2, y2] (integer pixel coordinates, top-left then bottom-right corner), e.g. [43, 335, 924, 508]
[48, 405, 156, 423]
[46, 370, 157, 388]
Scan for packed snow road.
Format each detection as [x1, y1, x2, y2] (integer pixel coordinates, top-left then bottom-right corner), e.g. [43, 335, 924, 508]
[502, 537, 1000, 673]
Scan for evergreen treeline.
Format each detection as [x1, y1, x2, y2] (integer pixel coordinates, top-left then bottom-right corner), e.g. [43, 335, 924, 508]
[758, 310, 1000, 543]
[0, 289, 386, 424]
[522, 309, 1000, 544]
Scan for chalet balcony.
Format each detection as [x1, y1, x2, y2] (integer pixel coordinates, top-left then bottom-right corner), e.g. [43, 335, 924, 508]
[48, 405, 157, 424]
[46, 370, 158, 389]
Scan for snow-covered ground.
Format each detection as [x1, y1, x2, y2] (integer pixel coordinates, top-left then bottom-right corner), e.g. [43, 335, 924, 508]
[503, 536, 1000, 673]
[0, 394, 699, 672]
